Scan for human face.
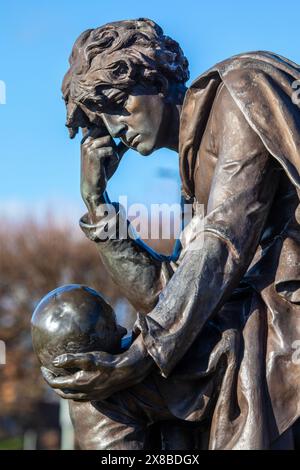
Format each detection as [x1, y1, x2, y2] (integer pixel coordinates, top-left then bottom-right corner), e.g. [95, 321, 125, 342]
[99, 84, 167, 156]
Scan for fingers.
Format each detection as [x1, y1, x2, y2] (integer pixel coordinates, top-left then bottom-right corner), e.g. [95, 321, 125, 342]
[87, 351, 118, 370]
[82, 136, 117, 163]
[53, 352, 117, 371]
[89, 136, 115, 149]
[52, 388, 89, 401]
[82, 126, 106, 142]
[82, 142, 120, 182]
[41, 366, 77, 389]
[41, 366, 97, 391]
[83, 134, 113, 149]
[53, 353, 96, 371]
[87, 146, 116, 160]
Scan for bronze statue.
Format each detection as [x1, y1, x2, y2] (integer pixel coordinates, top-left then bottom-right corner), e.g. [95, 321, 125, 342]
[38, 18, 300, 449]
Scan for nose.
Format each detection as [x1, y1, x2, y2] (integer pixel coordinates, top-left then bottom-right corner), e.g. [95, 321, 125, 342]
[101, 113, 127, 138]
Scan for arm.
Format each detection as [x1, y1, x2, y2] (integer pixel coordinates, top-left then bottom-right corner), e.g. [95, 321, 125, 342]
[134, 84, 280, 377]
[80, 128, 176, 314]
[43, 86, 280, 400]
[80, 205, 175, 314]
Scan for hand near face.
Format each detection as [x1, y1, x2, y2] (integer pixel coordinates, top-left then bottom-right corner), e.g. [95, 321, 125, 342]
[41, 335, 154, 401]
[80, 126, 127, 216]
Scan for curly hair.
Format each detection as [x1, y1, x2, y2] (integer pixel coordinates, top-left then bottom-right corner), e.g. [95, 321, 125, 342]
[62, 18, 189, 137]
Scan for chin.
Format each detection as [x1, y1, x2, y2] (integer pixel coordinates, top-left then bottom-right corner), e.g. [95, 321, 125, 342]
[136, 141, 155, 156]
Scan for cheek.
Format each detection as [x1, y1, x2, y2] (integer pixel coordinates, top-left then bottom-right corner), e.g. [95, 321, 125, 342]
[100, 113, 120, 135]
[126, 95, 164, 136]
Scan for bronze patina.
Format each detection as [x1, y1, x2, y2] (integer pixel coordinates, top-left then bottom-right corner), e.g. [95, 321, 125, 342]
[37, 18, 300, 449]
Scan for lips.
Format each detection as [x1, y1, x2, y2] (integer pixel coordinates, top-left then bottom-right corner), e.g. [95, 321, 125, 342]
[127, 134, 139, 147]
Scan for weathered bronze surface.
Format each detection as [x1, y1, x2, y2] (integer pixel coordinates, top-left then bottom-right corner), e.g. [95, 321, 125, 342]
[31, 284, 126, 370]
[37, 18, 300, 449]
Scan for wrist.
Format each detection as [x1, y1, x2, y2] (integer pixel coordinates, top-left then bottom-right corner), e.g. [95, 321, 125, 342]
[85, 194, 108, 224]
[80, 202, 121, 243]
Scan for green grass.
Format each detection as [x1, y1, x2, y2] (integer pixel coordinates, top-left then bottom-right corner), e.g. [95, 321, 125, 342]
[0, 437, 23, 450]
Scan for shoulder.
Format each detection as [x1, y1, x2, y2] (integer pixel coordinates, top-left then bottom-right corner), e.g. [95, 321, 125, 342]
[209, 82, 250, 137]
[189, 50, 298, 101]
[208, 82, 268, 158]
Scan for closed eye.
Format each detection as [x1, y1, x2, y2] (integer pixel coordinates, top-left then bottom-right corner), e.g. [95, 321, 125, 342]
[106, 89, 128, 108]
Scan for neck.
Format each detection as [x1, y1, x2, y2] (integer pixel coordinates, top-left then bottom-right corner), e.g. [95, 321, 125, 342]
[164, 84, 187, 152]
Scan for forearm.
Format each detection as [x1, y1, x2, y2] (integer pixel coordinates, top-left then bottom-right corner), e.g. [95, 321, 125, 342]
[80, 203, 173, 313]
[135, 153, 279, 377]
[135, 229, 249, 377]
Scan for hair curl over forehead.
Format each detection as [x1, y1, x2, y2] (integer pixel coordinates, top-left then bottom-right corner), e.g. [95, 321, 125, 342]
[62, 18, 189, 137]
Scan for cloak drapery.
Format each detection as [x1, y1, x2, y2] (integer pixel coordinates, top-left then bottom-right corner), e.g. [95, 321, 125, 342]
[179, 51, 300, 198]
[81, 51, 300, 449]
[144, 51, 300, 449]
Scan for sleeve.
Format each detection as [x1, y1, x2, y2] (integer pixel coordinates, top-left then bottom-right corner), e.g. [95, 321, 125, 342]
[79, 203, 176, 314]
[134, 84, 281, 377]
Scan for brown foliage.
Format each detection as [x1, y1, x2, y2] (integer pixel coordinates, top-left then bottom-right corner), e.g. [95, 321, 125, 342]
[0, 217, 126, 431]
[0, 216, 174, 437]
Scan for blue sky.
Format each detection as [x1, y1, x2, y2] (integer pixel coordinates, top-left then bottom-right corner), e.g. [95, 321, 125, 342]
[1, 0, 300, 222]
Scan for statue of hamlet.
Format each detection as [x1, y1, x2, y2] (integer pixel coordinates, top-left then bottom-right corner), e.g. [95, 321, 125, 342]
[36, 18, 300, 450]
